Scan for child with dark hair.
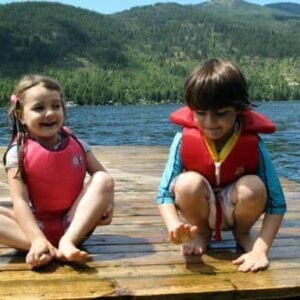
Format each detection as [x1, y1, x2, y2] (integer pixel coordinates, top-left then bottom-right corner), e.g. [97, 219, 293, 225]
[156, 58, 286, 272]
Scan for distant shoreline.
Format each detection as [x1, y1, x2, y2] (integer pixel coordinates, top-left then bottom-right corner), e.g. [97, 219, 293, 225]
[1, 99, 300, 109]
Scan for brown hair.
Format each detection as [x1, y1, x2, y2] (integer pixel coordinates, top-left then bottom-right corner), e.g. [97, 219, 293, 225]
[3, 74, 67, 179]
[184, 58, 253, 111]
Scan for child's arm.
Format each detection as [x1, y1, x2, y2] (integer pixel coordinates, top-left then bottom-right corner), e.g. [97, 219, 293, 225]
[233, 214, 283, 272]
[76, 138, 107, 175]
[159, 203, 197, 243]
[159, 203, 181, 243]
[7, 168, 57, 268]
[233, 138, 286, 272]
[254, 214, 283, 255]
[157, 133, 197, 243]
[85, 149, 108, 175]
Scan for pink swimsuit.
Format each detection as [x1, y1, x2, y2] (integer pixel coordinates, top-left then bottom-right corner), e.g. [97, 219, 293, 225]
[23, 133, 86, 246]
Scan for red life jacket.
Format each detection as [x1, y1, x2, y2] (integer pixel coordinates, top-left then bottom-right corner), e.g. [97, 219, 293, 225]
[23, 132, 87, 220]
[170, 106, 275, 188]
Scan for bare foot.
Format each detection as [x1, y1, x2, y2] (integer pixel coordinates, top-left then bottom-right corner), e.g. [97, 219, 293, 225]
[26, 253, 52, 269]
[233, 231, 255, 252]
[181, 232, 211, 256]
[58, 238, 88, 262]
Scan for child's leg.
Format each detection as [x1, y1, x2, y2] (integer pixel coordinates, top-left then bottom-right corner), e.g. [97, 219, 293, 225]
[231, 175, 267, 251]
[173, 171, 212, 255]
[58, 171, 114, 261]
[0, 207, 53, 268]
[0, 206, 30, 250]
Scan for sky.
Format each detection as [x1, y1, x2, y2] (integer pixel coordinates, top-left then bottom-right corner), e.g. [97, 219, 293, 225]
[0, 0, 299, 14]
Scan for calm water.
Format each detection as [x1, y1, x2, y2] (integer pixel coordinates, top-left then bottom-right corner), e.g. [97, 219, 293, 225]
[0, 101, 299, 182]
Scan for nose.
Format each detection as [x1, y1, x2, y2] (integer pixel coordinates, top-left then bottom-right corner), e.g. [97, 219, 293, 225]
[204, 112, 218, 125]
[45, 108, 55, 118]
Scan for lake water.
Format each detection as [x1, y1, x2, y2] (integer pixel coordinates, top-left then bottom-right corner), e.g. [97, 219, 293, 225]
[0, 101, 299, 182]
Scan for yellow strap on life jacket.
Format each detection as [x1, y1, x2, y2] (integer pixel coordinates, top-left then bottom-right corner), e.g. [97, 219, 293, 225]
[205, 129, 241, 163]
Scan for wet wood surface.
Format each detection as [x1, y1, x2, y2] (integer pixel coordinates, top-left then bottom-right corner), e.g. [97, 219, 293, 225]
[0, 146, 299, 299]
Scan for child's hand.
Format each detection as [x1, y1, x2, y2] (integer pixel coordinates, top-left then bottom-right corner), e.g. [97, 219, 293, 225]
[26, 237, 57, 269]
[97, 202, 114, 225]
[169, 222, 198, 244]
[232, 250, 269, 272]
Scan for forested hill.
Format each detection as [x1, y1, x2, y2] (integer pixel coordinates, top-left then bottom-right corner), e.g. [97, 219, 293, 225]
[266, 2, 300, 15]
[0, 1, 299, 105]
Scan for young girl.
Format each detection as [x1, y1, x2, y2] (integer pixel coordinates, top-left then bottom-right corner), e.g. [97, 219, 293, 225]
[0, 75, 114, 269]
[156, 58, 286, 272]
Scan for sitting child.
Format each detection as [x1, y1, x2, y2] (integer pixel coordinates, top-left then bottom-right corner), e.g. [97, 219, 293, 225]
[0, 74, 114, 269]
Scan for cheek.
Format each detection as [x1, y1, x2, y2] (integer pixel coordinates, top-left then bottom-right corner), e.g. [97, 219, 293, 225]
[19, 112, 28, 125]
[222, 116, 237, 129]
[193, 117, 203, 128]
[59, 112, 65, 122]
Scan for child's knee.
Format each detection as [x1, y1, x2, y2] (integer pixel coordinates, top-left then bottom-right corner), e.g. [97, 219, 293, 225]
[174, 171, 208, 199]
[234, 175, 267, 206]
[91, 172, 114, 194]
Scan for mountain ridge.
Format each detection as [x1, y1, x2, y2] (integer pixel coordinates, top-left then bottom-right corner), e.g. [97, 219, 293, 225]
[265, 2, 300, 15]
[0, 1, 299, 104]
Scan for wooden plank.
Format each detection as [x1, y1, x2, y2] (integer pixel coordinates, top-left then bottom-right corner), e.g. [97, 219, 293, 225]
[0, 146, 299, 299]
[2, 261, 297, 300]
[2, 241, 300, 270]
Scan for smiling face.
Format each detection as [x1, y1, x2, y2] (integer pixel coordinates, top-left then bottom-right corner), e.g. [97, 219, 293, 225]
[193, 106, 239, 147]
[20, 84, 64, 147]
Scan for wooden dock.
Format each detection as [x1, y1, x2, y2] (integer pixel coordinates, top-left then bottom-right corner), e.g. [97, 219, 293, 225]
[0, 146, 299, 299]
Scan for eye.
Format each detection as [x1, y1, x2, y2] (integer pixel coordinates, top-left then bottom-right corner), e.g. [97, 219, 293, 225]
[196, 111, 206, 116]
[32, 105, 44, 112]
[215, 110, 229, 117]
[52, 103, 62, 110]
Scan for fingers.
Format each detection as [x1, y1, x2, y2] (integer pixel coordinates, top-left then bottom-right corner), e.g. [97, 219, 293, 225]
[250, 260, 269, 272]
[169, 223, 199, 244]
[232, 255, 253, 272]
[169, 223, 185, 243]
[232, 254, 269, 272]
[237, 261, 253, 273]
[232, 255, 245, 265]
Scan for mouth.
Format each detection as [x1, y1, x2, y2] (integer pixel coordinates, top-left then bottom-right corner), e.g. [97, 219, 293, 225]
[40, 121, 57, 127]
[203, 127, 223, 138]
[204, 127, 221, 133]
